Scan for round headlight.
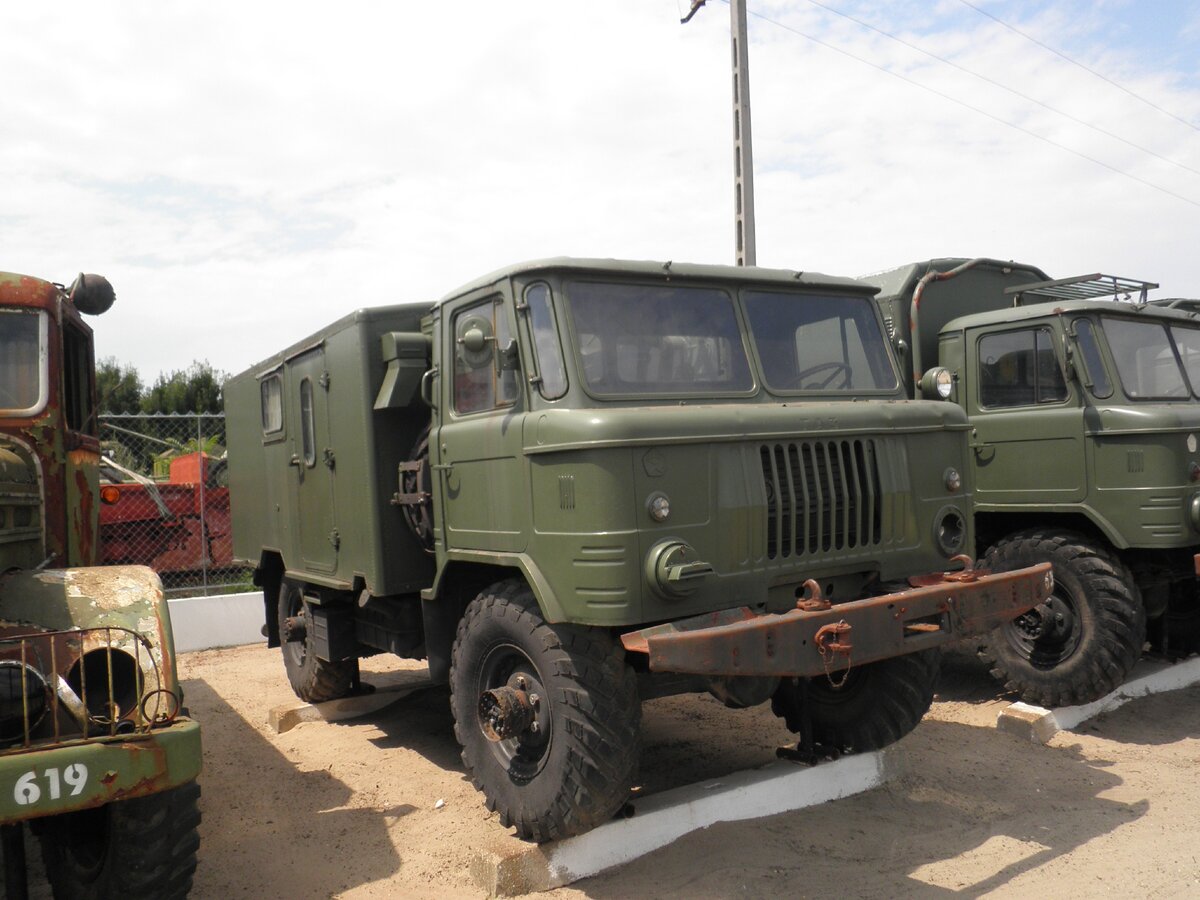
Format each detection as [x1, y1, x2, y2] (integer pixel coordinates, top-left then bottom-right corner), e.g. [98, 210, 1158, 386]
[647, 493, 671, 522]
[934, 506, 967, 557]
[0, 662, 47, 745]
[920, 367, 954, 400]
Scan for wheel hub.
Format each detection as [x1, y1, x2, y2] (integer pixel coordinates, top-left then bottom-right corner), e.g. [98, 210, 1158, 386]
[479, 684, 537, 741]
[1015, 598, 1072, 644]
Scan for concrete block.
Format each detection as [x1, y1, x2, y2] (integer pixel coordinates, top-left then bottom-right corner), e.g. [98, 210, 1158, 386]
[471, 746, 900, 897]
[267, 670, 434, 734]
[996, 655, 1200, 744]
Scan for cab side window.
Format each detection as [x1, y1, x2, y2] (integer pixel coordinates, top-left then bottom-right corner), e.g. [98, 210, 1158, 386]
[453, 298, 518, 414]
[979, 328, 1067, 408]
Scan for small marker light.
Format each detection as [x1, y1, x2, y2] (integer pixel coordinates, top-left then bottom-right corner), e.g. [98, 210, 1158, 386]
[100, 485, 121, 505]
[648, 494, 671, 522]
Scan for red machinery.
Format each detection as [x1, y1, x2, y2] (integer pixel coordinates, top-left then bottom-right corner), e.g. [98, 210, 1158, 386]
[99, 452, 232, 576]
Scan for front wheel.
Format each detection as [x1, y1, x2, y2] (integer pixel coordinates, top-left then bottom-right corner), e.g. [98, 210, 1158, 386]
[450, 580, 640, 842]
[37, 780, 201, 900]
[978, 530, 1145, 707]
[278, 578, 355, 702]
[771, 649, 939, 753]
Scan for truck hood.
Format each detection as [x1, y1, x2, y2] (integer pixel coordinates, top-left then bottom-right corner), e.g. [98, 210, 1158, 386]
[524, 400, 969, 454]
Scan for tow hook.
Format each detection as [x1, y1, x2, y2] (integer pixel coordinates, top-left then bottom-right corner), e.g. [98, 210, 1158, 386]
[814, 620, 854, 687]
[478, 685, 536, 741]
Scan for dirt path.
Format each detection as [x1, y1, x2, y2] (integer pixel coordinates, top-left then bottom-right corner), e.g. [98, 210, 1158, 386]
[176, 646, 1200, 899]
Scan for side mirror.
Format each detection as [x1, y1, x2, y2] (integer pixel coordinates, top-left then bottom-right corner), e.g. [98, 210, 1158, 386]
[69, 273, 115, 316]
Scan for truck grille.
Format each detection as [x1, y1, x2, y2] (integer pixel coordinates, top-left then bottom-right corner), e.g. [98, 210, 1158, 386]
[760, 439, 885, 559]
[0, 627, 176, 755]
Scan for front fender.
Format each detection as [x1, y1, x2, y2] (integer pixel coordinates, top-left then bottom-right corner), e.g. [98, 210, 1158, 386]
[0, 565, 179, 690]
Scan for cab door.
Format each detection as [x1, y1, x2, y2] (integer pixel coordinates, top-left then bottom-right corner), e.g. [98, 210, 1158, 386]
[288, 347, 339, 572]
[968, 325, 1086, 505]
[435, 294, 528, 552]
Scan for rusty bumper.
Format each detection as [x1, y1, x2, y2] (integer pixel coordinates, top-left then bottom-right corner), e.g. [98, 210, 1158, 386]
[620, 562, 1053, 678]
[0, 717, 201, 824]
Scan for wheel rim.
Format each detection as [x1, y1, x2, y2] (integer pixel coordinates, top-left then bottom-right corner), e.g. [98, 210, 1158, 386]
[475, 642, 552, 782]
[1004, 590, 1083, 668]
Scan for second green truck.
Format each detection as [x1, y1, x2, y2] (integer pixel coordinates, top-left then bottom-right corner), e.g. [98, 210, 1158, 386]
[865, 258, 1200, 707]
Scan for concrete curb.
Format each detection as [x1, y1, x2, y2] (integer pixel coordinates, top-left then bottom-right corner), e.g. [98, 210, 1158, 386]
[996, 656, 1200, 743]
[471, 746, 901, 897]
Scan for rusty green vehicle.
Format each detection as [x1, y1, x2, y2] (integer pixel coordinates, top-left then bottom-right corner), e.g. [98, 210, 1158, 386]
[865, 259, 1200, 707]
[226, 258, 1052, 841]
[0, 272, 201, 899]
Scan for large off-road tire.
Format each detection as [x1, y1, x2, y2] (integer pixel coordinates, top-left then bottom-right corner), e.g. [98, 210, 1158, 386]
[37, 780, 201, 900]
[279, 578, 355, 703]
[450, 580, 640, 843]
[771, 649, 940, 752]
[978, 529, 1146, 707]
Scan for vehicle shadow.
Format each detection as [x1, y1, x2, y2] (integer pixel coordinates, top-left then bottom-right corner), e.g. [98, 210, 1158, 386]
[181, 678, 410, 899]
[574, 716, 1149, 899]
[358, 683, 466, 773]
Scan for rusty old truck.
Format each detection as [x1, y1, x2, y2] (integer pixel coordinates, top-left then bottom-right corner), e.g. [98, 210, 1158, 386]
[0, 272, 201, 899]
[226, 258, 1052, 841]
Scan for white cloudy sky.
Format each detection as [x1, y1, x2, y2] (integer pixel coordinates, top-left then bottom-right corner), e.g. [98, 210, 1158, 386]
[4, 0, 1200, 380]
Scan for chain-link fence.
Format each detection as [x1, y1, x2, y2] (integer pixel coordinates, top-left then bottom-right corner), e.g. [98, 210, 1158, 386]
[98, 414, 251, 597]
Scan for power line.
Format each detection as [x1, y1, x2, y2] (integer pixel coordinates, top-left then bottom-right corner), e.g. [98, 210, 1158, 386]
[739, 5, 1200, 210]
[801, 0, 1200, 179]
[956, 0, 1200, 134]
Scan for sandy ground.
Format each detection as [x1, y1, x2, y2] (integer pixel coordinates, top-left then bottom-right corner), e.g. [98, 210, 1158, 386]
[21, 644, 1200, 898]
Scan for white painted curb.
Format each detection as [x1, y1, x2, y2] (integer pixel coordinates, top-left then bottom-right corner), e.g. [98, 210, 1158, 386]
[167, 591, 265, 653]
[472, 748, 898, 896]
[996, 656, 1200, 743]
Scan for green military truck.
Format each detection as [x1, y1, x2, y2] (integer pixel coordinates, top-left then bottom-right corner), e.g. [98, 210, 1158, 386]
[0, 272, 201, 898]
[864, 258, 1200, 707]
[226, 258, 1051, 841]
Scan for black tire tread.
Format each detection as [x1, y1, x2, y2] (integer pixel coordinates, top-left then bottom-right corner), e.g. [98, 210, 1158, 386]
[39, 779, 201, 900]
[450, 580, 640, 842]
[978, 529, 1145, 707]
[771, 649, 939, 753]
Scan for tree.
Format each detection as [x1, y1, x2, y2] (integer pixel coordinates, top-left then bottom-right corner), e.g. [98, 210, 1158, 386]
[96, 357, 144, 414]
[141, 361, 227, 415]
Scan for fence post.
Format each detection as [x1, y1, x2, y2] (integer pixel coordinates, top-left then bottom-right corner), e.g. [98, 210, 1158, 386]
[197, 413, 209, 596]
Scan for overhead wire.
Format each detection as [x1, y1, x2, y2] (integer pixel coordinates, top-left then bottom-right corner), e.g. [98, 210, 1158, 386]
[800, 0, 1200, 179]
[955, 0, 1200, 134]
[737, 4, 1200, 209]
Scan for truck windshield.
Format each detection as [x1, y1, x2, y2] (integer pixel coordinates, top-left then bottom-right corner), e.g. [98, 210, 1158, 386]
[565, 282, 754, 395]
[0, 311, 46, 415]
[1103, 317, 1199, 399]
[742, 292, 898, 392]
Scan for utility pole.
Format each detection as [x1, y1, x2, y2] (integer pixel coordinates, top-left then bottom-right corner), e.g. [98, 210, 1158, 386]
[683, 0, 757, 266]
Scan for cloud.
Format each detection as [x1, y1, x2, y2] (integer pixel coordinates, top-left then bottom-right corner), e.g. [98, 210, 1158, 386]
[1, 0, 1197, 378]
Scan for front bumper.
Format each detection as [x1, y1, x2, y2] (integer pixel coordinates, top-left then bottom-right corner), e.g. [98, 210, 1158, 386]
[621, 562, 1053, 677]
[0, 717, 201, 824]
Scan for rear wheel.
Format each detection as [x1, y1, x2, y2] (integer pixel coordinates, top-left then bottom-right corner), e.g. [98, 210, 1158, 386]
[38, 780, 200, 900]
[978, 530, 1145, 707]
[450, 580, 640, 842]
[771, 649, 939, 752]
[278, 578, 355, 702]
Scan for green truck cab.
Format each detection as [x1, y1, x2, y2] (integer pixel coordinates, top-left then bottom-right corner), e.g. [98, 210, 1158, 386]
[865, 258, 1200, 707]
[226, 258, 1051, 841]
[0, 272, 201, 899]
